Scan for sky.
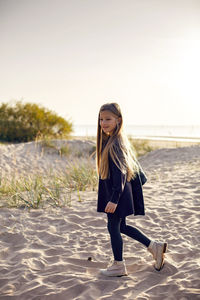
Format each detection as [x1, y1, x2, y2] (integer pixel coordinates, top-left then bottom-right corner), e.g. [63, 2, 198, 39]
[0, 0, 200, 127]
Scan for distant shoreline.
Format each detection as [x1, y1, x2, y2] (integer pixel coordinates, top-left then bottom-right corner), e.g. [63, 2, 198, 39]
[131, 137, 200, 149]
[71, 135, 200, 150]
[1, 135, 199, 149]
[72, 135, 200, 142]
[73, 124, 200, 141]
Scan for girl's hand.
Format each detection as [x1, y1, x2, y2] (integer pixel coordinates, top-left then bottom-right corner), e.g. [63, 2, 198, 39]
[105, 201, 118, 214]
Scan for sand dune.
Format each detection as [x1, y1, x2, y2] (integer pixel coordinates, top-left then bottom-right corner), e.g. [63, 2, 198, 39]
[0, 142, 200, 299]
[0, 139, 95, 178]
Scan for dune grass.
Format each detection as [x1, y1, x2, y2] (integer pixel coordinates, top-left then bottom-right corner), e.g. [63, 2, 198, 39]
[129, 138, 154, 157]
[38, 137, 96, 158]
[0, 160, 98, 209]
[0, 138, 154, 209]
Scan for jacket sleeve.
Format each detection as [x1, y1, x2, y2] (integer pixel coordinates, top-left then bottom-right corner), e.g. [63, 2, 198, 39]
[108, 153, 126, 204]
[136, 161, 147, 185]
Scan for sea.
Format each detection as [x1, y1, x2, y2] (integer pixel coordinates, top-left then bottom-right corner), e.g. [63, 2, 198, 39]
[73, 124, 200, 142]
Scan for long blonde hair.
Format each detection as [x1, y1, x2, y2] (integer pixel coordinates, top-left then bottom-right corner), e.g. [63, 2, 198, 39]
[96, 103, 139, 181]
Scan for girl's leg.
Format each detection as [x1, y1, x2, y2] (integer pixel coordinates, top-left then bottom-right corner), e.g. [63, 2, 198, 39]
[107, 213, 123, 261]
[120, 217, 151, 247]
[106, 215, 167, 273]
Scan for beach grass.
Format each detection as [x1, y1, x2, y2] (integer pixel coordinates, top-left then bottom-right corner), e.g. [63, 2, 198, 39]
[129, 138, 154, 157]
[0, 138, 159, 209]
[0, 159, 98, 209]
[38, 137, 72, 156]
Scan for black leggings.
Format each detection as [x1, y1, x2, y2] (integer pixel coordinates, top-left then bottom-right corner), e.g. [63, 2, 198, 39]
[107, 213, 151, 261]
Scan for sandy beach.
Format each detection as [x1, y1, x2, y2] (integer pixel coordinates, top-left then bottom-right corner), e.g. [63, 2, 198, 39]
[0, 140, 200, 299]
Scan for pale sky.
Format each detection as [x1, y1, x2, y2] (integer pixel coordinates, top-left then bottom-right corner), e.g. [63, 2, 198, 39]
[0, 0, 200, 127]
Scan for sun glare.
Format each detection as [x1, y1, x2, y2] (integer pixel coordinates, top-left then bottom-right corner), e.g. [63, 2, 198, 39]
[177, 39, 200, 94]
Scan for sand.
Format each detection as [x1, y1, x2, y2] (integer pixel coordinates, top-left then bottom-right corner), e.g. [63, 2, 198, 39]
[0, 139, 95, 178]
[0, 140, 200, 299]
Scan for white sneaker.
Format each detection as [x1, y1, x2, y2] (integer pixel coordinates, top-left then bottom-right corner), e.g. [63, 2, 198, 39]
[148, 240, 168, 271]
[100, 260, 128, 277]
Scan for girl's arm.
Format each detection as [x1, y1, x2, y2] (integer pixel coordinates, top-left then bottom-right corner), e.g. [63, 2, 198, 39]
[108, 153, 126, 205]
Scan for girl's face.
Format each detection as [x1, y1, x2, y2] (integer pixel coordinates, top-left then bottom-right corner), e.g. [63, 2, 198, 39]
[99, 110, 120, 135]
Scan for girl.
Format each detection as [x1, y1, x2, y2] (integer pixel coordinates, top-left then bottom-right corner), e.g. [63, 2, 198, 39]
[96, 103, 167, 277]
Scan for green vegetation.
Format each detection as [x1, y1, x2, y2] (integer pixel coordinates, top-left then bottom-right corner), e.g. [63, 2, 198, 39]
[0, 160, 97, 209]
[0, 138, 153, 209]
[39, 138, 94, 158]
[129, 138, 153, 157]
[0, 132, 155, 209]
[0, 101, 73, 142]
[39, 137, 72, 156]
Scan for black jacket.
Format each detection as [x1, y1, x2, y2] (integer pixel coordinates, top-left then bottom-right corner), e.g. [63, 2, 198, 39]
[97, 152, 147, 218]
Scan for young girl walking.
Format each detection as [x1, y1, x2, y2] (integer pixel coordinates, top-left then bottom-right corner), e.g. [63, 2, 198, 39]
[96, 102, 167, 277]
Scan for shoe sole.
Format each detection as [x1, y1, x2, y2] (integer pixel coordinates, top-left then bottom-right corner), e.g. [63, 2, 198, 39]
[100, 271, 128, 277]
[154, 242, 168, 271]
[117, 273, 128, 277]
